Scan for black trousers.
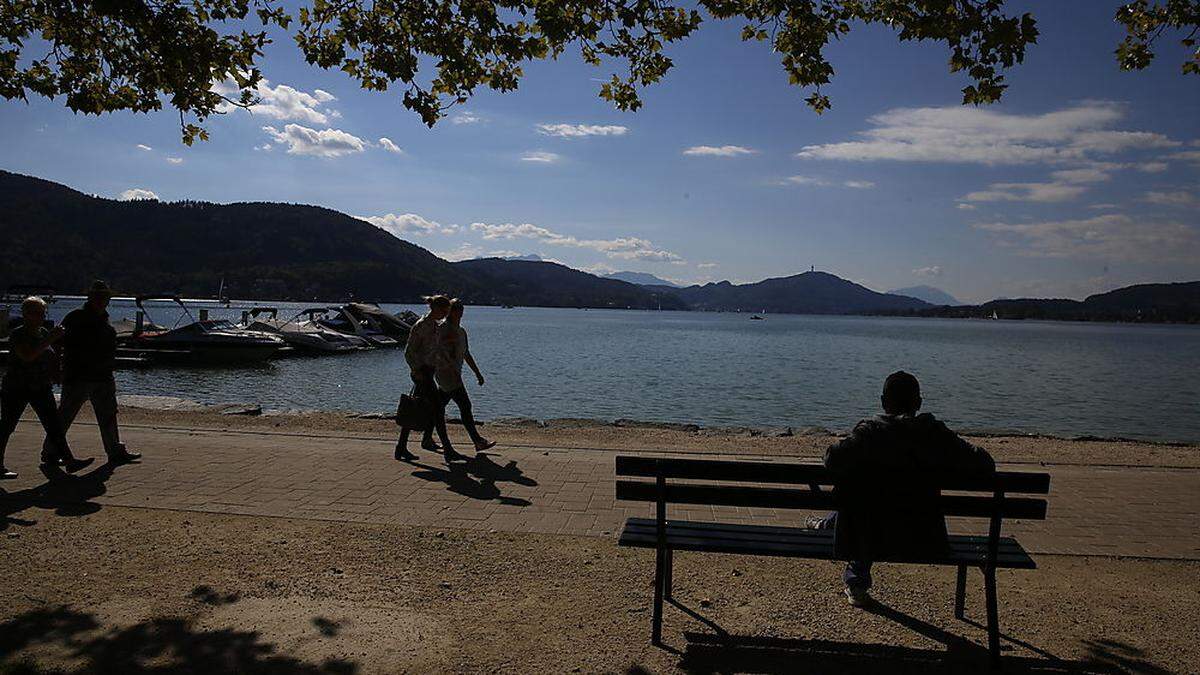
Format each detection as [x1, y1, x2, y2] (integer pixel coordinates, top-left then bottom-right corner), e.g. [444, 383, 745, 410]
[0, 384, 74, 466]
[397, 368, 451, 450]
[441, 386, 484, 446]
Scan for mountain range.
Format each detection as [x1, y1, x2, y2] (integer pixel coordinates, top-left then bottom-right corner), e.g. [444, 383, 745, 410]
[887, 285, 962, 306]
[605, 271, 681, 287]
[2, 170, 1196, 321]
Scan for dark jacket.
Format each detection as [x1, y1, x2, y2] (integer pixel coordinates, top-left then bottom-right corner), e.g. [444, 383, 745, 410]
[60, 307, 117, 382]
[2, 325, 56, 391]
[824, 413, 995, 562]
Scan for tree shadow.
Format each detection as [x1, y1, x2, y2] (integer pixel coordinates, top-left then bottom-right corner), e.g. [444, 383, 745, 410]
[0, 606, 357, 674]
[407, 455, 534, 507]
[0, 461, 119, 531]
[660, 598, 1148, 674]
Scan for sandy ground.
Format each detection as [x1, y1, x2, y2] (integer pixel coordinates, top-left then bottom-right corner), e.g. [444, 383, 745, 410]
[2, 505, 1198, 674]
[2, 405, 1198, 673]
[111, 402, 1200, 468]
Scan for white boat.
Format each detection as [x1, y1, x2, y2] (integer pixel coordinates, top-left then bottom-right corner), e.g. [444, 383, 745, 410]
[242, 307, 370, 353]
[308, 306, 401, 348]
[119, 296, 284, 364]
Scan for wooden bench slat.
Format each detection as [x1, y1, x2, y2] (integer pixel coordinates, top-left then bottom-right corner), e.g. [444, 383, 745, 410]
[618, 519, 1037, 569]
[615, 480, 1048, 520]
[621, 519, 1032, 556]
[615, 456, 1050, 494]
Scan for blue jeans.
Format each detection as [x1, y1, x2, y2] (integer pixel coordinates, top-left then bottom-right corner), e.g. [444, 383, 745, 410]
[815, 512, 873, 591]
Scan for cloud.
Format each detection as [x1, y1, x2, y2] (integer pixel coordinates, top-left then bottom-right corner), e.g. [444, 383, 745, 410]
[166, 157, 183, 165]
[435, 243, 484, 262]
[214, 78, 339, 124]
[1088, 203, 1119, 210]
[1142, 190, 1199, 207]
[136, 144, 152, 151]
[520, 151, 560, 163]
[956, 203, 977, 210]
[261, 124, 367, 157]
[452, 111, 482, 125]
[255, 143, 273, 152]
[696, 262, 719, 269]
[913, 266, 944, 277]
[796, 102, 1178, 165]
[683, 145, 756, 157]
[1136, 161, 1169, 173]
[780, 176, 874, 188]
[119, 188, 158, 201]
[378, 137, 403, 154]
[361, 213, 460, 236]
[469, 222, 683, 262]
[1170, 150, 1200, 163]
[974, 214, 1200, 262]
[536, 123, 629, 138]
[962, 182, 1090, 203]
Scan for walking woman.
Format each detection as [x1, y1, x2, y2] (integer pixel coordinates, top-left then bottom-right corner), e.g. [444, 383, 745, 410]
[1, 297, 93, 479]
[435, 299, 495, 460]
[396, 295, 452, 461]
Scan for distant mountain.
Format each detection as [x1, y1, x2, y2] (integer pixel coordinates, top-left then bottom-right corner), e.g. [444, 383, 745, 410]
[670, 272, 931, 314]
[605, 271, 681, 288]
[453, 259, 687, 310]
[888, 285, 962, 306]
[0, 170, 681, 309]
[910, 281, 1200, 322]
[0, 170, 462, 301]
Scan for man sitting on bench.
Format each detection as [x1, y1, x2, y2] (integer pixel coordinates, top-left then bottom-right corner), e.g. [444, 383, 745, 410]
[811, 371, 995, 607]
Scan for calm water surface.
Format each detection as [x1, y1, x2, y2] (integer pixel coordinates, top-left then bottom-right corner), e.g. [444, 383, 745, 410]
[33, 299, 1200, 443]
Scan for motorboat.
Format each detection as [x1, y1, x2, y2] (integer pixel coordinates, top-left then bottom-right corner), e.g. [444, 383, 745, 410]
[119, 296, 284, 364]
[308, 305, 401, 348]
[242, 307, 370, 353]
[343, 302, 417, 341]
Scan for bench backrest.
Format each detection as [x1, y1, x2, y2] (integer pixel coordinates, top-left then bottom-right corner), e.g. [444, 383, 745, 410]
[615, 455, 1050, 521]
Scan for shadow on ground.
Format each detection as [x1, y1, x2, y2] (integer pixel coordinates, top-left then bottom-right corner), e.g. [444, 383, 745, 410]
[0, 606, 357, 674]
[641, 598, 1165, 674]
[408, 454, 535, 506]
[0, 462, 122, 531]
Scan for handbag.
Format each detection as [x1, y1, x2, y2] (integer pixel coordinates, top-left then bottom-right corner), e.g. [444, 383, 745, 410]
[395, 386, 438, 429]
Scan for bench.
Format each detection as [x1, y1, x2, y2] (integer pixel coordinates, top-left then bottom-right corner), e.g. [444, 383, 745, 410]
[614, 455, 1051, 664]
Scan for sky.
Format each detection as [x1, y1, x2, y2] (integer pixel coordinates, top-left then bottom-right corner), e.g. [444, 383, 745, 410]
[1, 1, 1197, 303]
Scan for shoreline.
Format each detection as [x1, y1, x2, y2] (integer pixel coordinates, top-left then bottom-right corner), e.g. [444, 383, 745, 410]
[114, 394, 1200, 449]
[6, 394, 1176, 469]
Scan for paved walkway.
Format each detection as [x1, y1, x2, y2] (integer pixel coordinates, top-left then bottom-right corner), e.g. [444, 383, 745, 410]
[2, 420, 1198, 560]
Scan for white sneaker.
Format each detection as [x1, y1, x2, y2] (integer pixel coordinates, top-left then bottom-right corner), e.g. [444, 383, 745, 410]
[844, 586, 871, 607]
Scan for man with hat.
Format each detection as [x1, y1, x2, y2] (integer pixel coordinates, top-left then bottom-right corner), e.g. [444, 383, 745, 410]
[45, 280, 140, 464]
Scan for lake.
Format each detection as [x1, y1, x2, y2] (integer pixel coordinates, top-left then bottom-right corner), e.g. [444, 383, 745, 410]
[24, 298, 1200, 443]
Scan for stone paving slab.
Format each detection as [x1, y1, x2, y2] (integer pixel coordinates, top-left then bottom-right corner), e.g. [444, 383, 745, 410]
[2, 420, 1198, 560]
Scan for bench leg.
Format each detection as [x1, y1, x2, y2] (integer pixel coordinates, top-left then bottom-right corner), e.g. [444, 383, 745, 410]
[664, 549, 674, 601]
[984, 567, 1001, 665]
[954, 564, 967, 619]
[652, 546, 665, 644]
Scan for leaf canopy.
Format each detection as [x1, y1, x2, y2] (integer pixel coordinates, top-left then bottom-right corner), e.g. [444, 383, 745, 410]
[0, 1, 1190, 143]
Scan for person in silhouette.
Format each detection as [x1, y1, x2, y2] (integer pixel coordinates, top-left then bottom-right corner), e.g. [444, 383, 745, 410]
[813, 371, 994, 607]
[1, 297, 94, 479]
[44, 280, 141, 465]
[434, 299, 495, 459]
[396, 295, 452, 461]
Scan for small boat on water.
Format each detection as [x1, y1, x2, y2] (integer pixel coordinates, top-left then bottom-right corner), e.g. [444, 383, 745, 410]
[119, 296, 284, 364]
[750, 315, 765, 320]
[242, 307, 370, 353]
[309, 304, 408, 348]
